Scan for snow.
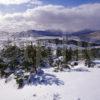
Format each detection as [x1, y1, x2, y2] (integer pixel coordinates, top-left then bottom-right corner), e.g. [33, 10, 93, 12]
[0, 62, 100, 100]
[93, 60, 100, 68]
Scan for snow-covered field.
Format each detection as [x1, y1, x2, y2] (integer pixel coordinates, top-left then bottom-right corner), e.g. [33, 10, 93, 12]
[0, 62, 100, 100]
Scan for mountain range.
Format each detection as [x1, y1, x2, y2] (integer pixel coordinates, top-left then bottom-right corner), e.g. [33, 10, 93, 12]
[0, 29, 100, 44]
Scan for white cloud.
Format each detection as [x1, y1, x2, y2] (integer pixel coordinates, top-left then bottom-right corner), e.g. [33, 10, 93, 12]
[0, 0, 41, 5]
[30, 0, 42, 5]
[0, 3, 100, 32]
[0, 0, 29, 5]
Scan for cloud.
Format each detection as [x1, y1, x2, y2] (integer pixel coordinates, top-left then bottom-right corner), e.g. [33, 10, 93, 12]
[0, 0, 29, 5]
[0, 3, 100, 32]
[0, 0, 42, 5]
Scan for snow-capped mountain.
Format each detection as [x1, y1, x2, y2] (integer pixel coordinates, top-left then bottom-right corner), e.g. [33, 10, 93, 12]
[70, 29, 100, 43]
[0, 29, 100, 47]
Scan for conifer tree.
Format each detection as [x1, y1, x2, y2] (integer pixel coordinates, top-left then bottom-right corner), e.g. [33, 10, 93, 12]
[25, 45, 37, 73]
[1, 45, 22, 69]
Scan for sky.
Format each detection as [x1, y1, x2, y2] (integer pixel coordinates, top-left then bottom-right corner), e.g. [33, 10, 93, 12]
[42, 0, 100, 6]
[0, 0, 100, 32]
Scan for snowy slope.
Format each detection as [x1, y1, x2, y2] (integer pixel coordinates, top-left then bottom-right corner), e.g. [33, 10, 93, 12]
[0, 62, 100, 100]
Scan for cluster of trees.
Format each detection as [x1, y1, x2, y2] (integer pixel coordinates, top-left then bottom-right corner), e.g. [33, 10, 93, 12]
[56, 46, 98, 68]
[0, 44, 99, 74]
[0, 44, 54, 77]
[0, 44, 53, 87]
[0, 41, 99, 87]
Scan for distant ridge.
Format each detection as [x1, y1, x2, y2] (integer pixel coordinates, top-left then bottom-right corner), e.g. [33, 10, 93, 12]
[0, 29, 100, 44]
[70, 29, 95, 36]
[14, 30, 63, 38]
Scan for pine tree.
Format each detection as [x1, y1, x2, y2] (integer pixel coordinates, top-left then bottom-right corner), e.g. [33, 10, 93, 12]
[25, 45, 37, 73]
[56, 47, 62, 57]
[74, 49, 79, 61]
[83, 48, 92, 67]
[1, 45, 21, 69]
[64, 48, 72, 64]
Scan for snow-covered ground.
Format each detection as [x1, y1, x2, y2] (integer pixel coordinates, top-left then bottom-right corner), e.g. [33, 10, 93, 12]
[0, 62, 100, 100]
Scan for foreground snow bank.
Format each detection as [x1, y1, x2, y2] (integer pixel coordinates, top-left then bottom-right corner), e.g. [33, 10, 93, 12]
[0, 66, 100, 100]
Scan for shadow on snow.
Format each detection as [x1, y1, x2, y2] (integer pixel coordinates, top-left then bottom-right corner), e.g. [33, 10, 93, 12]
[28, 71, 64, 86]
